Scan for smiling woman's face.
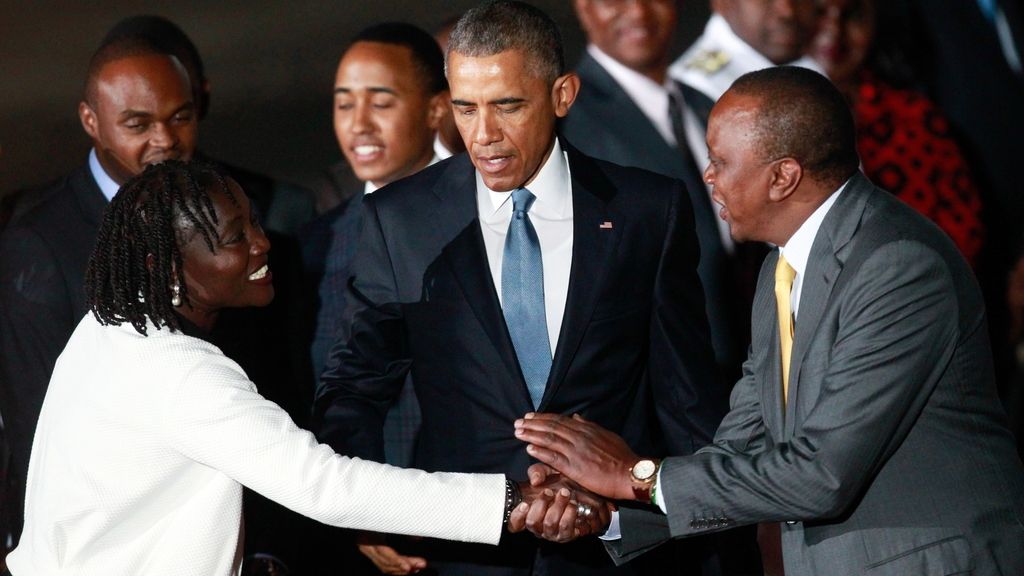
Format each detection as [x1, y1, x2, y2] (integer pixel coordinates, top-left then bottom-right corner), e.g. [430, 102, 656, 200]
[175, 178, 274, 329]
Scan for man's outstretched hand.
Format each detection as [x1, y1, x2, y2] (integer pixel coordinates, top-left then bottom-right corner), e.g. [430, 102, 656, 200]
[506, 463, 612, 542]
[514, 412, 642, 501]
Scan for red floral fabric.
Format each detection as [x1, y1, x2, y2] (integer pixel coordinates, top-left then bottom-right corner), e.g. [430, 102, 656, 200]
[854, 73, 984, 266]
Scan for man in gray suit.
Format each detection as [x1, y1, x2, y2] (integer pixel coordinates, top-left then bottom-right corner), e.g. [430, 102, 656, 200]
[514, 67, 1024, 575]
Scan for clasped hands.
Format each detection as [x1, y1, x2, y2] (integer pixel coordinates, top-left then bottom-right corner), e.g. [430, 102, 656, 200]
[507, 412, 650, 542]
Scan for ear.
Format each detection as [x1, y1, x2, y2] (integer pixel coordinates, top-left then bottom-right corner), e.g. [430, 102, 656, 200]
[768, 158, 802, 202]
[426, 90, 449, 131]
[552, 72, 581, 119]
[79, 101, 99, 141]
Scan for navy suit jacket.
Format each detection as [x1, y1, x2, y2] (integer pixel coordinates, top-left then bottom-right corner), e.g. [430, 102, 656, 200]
[314, 143, 727, 574]
[0, 163, 104, 546]
[560, 53, 756, 382]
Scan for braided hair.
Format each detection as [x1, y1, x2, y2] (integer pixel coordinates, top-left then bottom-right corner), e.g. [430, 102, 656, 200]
[85, 159, 236, 335]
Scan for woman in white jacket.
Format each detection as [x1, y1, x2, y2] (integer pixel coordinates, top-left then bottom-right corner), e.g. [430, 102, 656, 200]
[8, 160, 606, 575]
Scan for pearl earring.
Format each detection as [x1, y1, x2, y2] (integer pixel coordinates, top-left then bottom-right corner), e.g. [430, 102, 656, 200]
[171, 284, 182, 307]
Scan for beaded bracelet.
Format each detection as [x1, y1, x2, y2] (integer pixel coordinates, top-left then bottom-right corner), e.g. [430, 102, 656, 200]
[503, 479, 523, 525]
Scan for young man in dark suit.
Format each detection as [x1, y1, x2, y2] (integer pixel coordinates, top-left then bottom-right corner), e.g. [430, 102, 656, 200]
[314, 2, 726, 574]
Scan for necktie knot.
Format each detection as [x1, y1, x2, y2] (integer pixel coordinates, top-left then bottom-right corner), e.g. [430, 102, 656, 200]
[511, 187, 536, 216]
[775, 255, 796, 286]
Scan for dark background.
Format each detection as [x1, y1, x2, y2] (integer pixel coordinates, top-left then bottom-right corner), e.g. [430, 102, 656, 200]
[0, 1, 711, 199]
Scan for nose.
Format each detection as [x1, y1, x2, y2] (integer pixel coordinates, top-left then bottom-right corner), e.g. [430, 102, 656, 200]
[702, 163, 714, 185]
[350, 100, 374, 135]
[250, 224, 271, 255]
[473, 110, 501, 146]
[149, 121, 179, 150]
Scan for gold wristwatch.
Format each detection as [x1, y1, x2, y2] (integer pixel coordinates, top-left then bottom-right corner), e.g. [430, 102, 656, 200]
[629, 458, 660, 502]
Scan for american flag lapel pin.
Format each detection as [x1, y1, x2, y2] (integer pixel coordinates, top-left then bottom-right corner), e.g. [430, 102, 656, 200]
[599, 221, 613, 229]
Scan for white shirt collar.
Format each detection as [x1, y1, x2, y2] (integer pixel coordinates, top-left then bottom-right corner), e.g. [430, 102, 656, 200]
[779, 179, 849, 280]
[706, 14, 823, 73]
[88, 148, 120, 202]
[587, 44, 676, 145]
[364, 154, 441, 195]
[477, 138, 571, 220]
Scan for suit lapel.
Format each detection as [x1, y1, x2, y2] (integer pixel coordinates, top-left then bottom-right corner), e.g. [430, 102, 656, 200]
[434, 157, 525, 396]
[783, 173, 873, 435]
[71, 164, 109, 226]
[541, 146, 622, 408]
[758, 250, 787, 439]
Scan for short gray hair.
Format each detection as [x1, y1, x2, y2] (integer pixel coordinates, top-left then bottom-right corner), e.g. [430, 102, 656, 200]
[446, 1, 564, 84]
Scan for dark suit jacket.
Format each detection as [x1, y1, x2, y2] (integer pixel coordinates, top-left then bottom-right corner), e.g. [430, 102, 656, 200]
[0, 163, 104, 546]
[611, 172, 1024, 575]
[314, 144, 727, 575]
[560, 53, 754, 383]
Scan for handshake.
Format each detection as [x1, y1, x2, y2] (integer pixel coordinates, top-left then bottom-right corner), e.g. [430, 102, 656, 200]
[507, 412, 658, 543]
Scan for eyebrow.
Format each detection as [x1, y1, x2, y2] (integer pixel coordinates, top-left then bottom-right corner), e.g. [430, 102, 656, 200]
[118, 102, 195, 121]
[451, 97, 526, 106]
[218, 214, 243, 235]
[333, 86, 399, 96]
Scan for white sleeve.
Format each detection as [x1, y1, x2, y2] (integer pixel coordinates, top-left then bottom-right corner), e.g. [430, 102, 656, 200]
[159, 356, 505, 545]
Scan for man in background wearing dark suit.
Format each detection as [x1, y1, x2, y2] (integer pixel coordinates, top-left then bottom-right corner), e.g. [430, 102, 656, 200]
[314, 2, 725, 574]
[562, 0, 755, 387]
[299, 22, 450, 575]
[516, 66, 1024, 576]
[0, 37, 197, 561]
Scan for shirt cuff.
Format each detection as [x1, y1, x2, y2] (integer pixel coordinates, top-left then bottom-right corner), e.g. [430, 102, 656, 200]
[598, 510, 622, 541]
[653, 465, 668, 514]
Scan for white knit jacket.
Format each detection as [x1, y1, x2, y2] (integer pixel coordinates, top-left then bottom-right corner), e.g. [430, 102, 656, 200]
[9, 315, 504, 575]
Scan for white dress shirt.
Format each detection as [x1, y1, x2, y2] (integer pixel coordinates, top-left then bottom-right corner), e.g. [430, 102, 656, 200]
[778, 182, 846, 318]
[477, 139, 573, 356]
[671, 14, 824, 102]
[9, 315, 504, 575]
[88, 148, 120, 202]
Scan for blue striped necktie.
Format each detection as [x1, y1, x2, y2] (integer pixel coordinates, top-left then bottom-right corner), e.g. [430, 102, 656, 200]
[502, 187, 551, 408]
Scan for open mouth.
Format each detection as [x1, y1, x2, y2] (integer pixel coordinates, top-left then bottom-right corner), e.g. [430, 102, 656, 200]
[248, 264, 269, 281]
[351, 144, 384, 161]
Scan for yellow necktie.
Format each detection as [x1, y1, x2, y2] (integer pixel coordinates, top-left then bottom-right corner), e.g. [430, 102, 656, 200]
[775, 255, 796, 406]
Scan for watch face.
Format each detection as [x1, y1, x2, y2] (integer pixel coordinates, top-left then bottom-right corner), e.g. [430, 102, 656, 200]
[632, 459, 656, 481]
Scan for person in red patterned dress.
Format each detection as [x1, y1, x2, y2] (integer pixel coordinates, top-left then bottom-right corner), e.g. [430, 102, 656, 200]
[810, 0, 984, 266]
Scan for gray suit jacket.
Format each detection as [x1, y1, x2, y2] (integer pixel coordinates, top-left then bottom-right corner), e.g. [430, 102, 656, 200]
[612, 172, 1024, 574]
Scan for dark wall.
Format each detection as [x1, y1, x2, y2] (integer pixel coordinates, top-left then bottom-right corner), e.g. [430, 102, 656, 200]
[0, 1, 710, 198]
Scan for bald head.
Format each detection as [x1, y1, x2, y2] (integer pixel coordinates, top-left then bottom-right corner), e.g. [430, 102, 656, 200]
[79, 47, 197, 185]
[728, 66, 858, 187]
[704, 67, 858, 245]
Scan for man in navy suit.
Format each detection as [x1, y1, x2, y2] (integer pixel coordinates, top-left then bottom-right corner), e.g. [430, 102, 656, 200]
[300, 22, 452, 575]
[314, 2, 725, 575]
[562, 0, 762, 387]
[0, 36, 197, 559]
